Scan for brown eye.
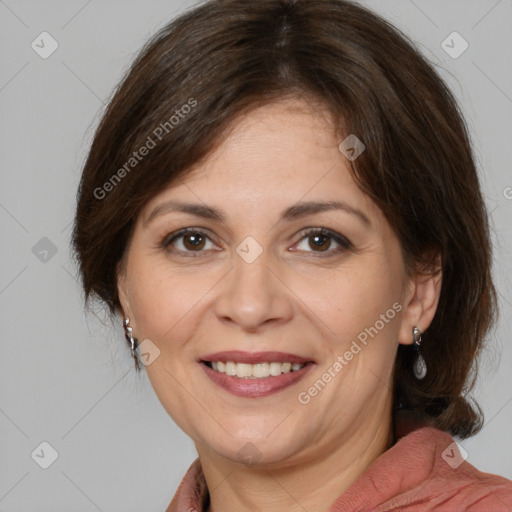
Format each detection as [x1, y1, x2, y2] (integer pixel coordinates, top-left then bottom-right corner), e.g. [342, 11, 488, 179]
[182, 232, 206, 251]
[308, 233, 331, 251]
[163, 229, 216, 254]
[293, 228, 352, 255]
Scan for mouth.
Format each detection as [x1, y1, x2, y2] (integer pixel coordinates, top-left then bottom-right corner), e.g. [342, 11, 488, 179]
[198, 351, 316, 398]
[199, 350, 315, 377]
[201, 360, 312, 378]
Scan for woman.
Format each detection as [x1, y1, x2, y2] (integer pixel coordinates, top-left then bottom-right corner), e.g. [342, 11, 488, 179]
[72, 0, 512, 510]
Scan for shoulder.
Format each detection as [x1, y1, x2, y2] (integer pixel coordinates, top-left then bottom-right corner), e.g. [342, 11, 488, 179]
[333, 420, 512, 512]
[392, 424, 512, 511]
[423, 459, 512, 511]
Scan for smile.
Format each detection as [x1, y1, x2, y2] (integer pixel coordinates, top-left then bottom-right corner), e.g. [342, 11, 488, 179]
[205, 360, 305, 379]
[200, 360, 315, 398]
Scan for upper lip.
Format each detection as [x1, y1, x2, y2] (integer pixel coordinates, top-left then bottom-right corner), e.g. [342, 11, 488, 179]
[200, 351, 315, 365]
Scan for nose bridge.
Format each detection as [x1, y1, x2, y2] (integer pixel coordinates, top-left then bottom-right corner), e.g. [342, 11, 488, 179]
[213, 238, 293, 329]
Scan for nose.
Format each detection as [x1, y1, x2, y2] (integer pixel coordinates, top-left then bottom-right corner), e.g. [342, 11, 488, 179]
[213, 248, 294, 332]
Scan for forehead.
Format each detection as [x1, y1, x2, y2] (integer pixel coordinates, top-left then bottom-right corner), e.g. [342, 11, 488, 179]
[204, 97, 340, 167]
[142, 98, 377, 216]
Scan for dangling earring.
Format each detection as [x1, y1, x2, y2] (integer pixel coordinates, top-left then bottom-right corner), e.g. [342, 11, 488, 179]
[124, 317, 140, 371]
[413, 326, 427, 379]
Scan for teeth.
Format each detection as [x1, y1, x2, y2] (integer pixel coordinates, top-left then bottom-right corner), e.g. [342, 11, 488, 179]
[237, 363, 253, 378]
[208, 360, 305, 379]
[269, 362, 282, 376]
[225, 361, 237, 376]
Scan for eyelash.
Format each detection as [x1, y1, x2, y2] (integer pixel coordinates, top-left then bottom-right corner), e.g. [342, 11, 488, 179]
[160, 227, 353, 257]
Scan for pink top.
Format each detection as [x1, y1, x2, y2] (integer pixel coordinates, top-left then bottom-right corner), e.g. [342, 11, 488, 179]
[166, 412, 512, 511]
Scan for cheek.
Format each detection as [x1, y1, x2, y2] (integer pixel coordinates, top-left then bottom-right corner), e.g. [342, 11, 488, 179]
[299, 262, 400, 332]
[293, 259, 403, 388]
[127, 259, 218, 341]
[305, 267, 400, 403]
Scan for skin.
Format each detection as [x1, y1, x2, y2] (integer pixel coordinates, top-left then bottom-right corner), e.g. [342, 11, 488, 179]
[117, 96, 442, 512]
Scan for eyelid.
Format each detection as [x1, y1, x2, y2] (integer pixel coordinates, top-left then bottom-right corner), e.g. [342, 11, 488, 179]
[291, 227, 353, 253]
[162, 227, 216, 247]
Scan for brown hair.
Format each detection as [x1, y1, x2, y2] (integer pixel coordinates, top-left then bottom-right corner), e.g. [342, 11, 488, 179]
[72, 0, 497, 438]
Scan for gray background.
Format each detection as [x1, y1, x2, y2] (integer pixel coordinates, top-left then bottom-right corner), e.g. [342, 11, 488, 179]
[0, 0, 511, 510]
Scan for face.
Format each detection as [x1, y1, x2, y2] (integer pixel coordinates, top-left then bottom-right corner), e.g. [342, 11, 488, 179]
[117, 97, 436, 468]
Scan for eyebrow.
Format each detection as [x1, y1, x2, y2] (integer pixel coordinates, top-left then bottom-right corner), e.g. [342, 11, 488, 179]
[144, 199, 371, 227]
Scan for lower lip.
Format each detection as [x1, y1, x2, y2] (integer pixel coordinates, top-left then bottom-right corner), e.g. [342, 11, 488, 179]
[200, 362, 315, 398]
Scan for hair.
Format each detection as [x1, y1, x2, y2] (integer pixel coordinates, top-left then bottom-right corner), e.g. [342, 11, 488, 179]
[71, 0, 497, 438]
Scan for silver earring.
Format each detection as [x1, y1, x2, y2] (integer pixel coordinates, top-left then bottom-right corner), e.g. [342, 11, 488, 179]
[412, 326, 427, 379]
[124, 317, 139, 370]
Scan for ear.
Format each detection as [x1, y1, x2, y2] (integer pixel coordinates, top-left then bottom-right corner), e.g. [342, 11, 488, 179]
[116, 260, 132, 321]
[397, 255, 442, 346]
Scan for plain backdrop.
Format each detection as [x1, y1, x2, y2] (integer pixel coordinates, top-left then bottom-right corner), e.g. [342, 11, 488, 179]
[0, 0, 511, 510]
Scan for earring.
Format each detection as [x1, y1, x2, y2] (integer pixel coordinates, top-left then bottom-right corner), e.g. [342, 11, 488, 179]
[412, 326, 427, 379]
[124, 317, 140, 370]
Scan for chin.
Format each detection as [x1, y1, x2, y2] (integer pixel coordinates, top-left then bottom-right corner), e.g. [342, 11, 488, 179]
[202, 434, 306, 469]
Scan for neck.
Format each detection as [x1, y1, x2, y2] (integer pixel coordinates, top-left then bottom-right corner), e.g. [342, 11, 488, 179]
[198, 409, 393, 512]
